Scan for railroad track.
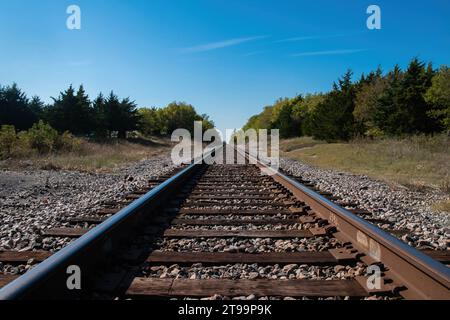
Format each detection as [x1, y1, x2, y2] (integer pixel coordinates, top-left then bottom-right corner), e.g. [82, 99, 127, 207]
[0, 147, 449, 300]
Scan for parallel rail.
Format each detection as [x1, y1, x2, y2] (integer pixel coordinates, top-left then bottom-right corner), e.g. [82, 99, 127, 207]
[247, 151, 450, 299]
[0, 158, 205, 299]
[0, 146, 448, 300]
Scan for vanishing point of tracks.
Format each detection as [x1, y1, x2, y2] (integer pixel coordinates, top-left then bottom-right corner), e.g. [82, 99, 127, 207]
[0, 148, 449, 300]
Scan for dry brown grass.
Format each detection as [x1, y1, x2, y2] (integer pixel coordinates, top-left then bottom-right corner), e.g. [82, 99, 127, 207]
[0, 136, 173, 172]
[282, 135, 450, 193]
[432, 200, 450, 213]
[279, 137, 325, 152]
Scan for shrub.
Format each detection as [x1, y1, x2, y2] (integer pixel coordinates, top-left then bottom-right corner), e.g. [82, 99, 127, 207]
[0, 125, 17, 158]
[27, 121, 58, 154]
[55, 131, 82, 152]
[1, 122, 87, 159]
[14, 130, 34, 157]
[365, 127, 385, 139]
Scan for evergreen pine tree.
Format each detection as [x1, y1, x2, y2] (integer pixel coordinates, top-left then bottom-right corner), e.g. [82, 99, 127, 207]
[47, 85, 93, 135]
[374, 65, 404, 135]
[92, 93, 108, 138]
[310, 70, 356, 141]
[103, 92, 139, 139]
[74, 85, 94, 134]
[0, 83, 38, 130]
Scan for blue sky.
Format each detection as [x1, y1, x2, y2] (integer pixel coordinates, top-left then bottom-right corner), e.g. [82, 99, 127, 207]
[1, 0, 449, 131]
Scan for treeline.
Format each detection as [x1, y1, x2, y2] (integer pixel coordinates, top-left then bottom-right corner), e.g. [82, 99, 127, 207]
[0, 84, 214, 139]
[138, 104, 215, 136]
[243, 58, 449, 141]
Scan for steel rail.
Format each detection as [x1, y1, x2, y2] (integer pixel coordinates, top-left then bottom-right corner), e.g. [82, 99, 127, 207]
[240, 147, 450, 300]
[1, 145, 448, 300]
[0, 148, 219, 300]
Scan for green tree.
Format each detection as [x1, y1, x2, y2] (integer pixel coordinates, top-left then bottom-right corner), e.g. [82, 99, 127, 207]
[199, 113, 215, 132]
[399, 58, 436, 133]
[73, 85, 94, 134]
[0, 125, 17, 158]
[47, 85, 94, 135]
[375, 59, 438, 135]
[242, 106, 274, 131]
[92, 93, 108, 138]
[28, 96, 45, 120]
[242, 115, 261, 131]
[0, 83, 38, 130]
[270, 97, 301, 138]
[103, 92, 139, 139]
[373, 65, 404, 135]
[354, 75, 388, 137]
[27, 120, 58, 154]
[291, 94, 324, 136]
[424, 66, 450, 131]
[163, 102, 200, 135]
[310, 70, 356, 141]
[138, 107, 162, 136]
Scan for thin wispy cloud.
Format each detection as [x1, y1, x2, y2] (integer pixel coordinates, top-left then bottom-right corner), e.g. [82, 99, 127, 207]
[276, 31, 366, 43]
[291, 49, 367, 57]
[182, 36, 268, 53]
[276, 35, 337, 43]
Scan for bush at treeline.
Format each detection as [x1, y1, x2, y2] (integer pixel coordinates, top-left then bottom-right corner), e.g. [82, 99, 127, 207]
[0, 121, 82, 159]
[0, 84, 214, 139]
[243, 58, 450, 141]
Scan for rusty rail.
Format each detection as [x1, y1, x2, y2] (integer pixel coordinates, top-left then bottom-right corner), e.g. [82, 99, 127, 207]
[242, 148, 450, 299]
[0, 149, 217, 300]
[0, 145, 448, 300]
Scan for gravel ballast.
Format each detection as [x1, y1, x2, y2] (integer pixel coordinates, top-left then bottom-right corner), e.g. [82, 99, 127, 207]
[0, 157, 175, 252]
[281, 158, 450, 250]
[2, 157, 447, 251]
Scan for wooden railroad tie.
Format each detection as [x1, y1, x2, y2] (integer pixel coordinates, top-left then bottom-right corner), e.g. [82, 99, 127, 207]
[0, 274, 19, 289]
[125, 278, 368, 298]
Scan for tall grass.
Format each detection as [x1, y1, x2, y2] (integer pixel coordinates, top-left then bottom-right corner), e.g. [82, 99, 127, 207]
[279, 137, 325, 152]
[283, 134, 450, 193]
[0, 134, 172, 172]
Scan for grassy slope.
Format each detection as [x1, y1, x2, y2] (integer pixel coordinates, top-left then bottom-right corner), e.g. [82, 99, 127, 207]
[0, 136, 173, 172]
[281, 136, 450, 211]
